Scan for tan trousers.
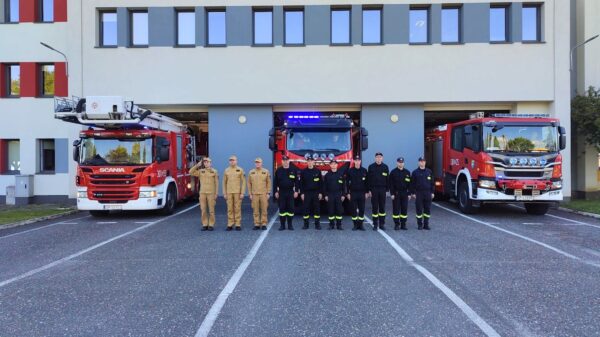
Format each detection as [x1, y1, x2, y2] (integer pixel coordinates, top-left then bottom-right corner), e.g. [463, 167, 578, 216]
[251, 194, 269, 226]
[199, 193, 216, 227]
[226, 193, 242, 227]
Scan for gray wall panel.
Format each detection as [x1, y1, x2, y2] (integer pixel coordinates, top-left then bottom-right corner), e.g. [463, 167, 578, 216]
[196, 7, 206, 46]
[149, 7, 175, 47]
[351, 5, 362, 45]
[305, 5, 329, 45]
[383, 4, 409, 44]
[463, 3, 489, 43]
[511, 2, 522, 42]
[430, 4, 441, 44]
[55, 138, 69, 174]
[227, 6, 252, 46]
[117, 8, 129, 47]
[274, 6, 284, 46]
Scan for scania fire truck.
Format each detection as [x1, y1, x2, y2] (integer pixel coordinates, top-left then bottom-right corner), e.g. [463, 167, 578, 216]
[55, 96, 198, 216]
[426, 113, 566, 215]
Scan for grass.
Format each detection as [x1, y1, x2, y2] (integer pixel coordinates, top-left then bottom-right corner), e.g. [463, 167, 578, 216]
[0, 204, 76, 226]
[562, 199, 600, 215]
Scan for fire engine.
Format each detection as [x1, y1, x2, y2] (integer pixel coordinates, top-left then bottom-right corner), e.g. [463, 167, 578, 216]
[55, 96, 198, 216]
[426, 113, 566, 215]
[268, 114, 368, 173]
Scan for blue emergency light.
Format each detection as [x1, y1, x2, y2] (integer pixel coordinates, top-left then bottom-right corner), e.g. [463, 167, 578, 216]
[288, 114, 320, 119]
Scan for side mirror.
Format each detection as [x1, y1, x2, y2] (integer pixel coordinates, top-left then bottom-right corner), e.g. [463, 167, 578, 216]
[268, 128, 275, 137]
[558, 126, 566, 151]
[269, 136, 276, 151]
[360, 127, 368, 137]
[361, 136, 368, 151]
[72, 139, 81, 162]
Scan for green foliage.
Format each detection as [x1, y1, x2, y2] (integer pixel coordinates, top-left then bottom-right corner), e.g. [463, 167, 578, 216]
[507, 137, 535, 152]
[572, 86, 600, 151]
[10, 79, 20, 95]
[106, 145, 129, 163]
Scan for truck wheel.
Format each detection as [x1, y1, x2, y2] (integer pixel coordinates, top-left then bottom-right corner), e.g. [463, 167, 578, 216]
[161, 184, 177, 215]
[524, 203, 550, 215]
[89, 210, 109, 217]
[457, 182, 478, 214]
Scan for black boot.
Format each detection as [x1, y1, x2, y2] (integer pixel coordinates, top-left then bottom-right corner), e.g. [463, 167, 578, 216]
[336, 219, 343, 230]
[424, 219, 430, 230]
[379, 217, 386, 230]
[359, 220, 366, 231]
[417, 219, 423, 230]
[352, 220, 358, 231]
[302, 219, 309, 230]
[400, 221, 407, 230]
[394, 219, 400, 230]
[201, 226, 208, 231]
[288, 217, 294, 230]
[372, 223, 378, 231]
[279, 216, 286, 231]
[329, 220, 335, 230]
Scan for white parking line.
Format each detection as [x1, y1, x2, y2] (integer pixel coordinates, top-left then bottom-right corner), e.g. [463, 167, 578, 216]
[195, 214, 277, 337]
[509, 204, 600, 229]
[0, 205, 196, 289]
[434, 203, 600, 269]
[365, 217, 501, 337]
[97, 222, 117, 224]
[0, 215, 91, 240]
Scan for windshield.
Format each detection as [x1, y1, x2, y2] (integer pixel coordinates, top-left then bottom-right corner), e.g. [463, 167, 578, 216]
[287, 130, 352, 152]
[483, 125, 558, 153]
[80, 138, 153, 166]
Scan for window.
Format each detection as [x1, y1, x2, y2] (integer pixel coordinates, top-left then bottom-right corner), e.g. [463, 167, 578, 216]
[206, 9, 226, 46]
[489, 6, 508, 42]
[253, 8, 273, 45]
[100, 11, 117, 47]
[5, 140, 20, 174]
[522, 4, 541, 42]
[39, 139, 55, 173]
[284, 8, 304, 45]
[130, 10, 148, 46]
[362, 7, 382, 44]
[176, 136, 183, 170]
[5, 0, 19, 23]
[409, 7, 429, 44]
[39, 0, 53, 22]
[441, 6, 460, 43]
[177, 9, 195, 46]
[5, 64, 20, 97]
[331, 7, 351, 45]
[451, 127, 464, 151]
[39, 64, 55, 97]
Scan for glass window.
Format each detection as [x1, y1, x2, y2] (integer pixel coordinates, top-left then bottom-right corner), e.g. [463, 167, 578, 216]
[254, 9, 273, 45]
[331, 8, 350, 44]
[284, 9, 304, 45]
[7, 0, 19, 23]
[522, 5, 541, 42]
[207, 10, 226, 46]
[409, 7, 429, 44]
[39, 139, 55, 172]
[79, 138, 153, 165]
[177, 10, 195, 46]
[40, 0, 53, 22]
[100, 11, 117, 46]
[6, 64, 20, 97]
[287, 131, 352, 152]
[441, 7, 460, 43]
[490, 6, 508, 42]
[483, 125, 558, 153]
[176, 136, 183, 170]
[131, 10, 148, 46]
[451, 127, 464, 151]
[40, 64, 55, 97]
[362, 8, 382, 44]
[6, 140, 20, 173]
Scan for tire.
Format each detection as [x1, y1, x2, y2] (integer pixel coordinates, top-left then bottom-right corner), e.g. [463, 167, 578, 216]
[161, 184, 177, 215]
[457, 181, 478, 214]
[524, 203, 550, 215]
[89, 210, 109, 217]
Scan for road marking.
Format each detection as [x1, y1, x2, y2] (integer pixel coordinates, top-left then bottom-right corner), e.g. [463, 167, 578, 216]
[0, 215, 91, 240]
[97, 221, 117, 224]
[195, 214, 277, 337]
[134, 221, 154, 224]
[522, 223, 543, 225]
[509, 204, 600, 230]
[434, 203, 600, 269]
[365, 216, 501, 337]
[0, 205, 196, 289]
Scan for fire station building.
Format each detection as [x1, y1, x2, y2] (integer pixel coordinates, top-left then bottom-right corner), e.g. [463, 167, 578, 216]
[0, 0, 597, 203]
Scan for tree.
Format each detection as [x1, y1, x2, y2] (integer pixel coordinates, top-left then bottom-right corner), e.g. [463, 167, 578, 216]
[106, 145, 129, 163]
[572, 86, 600, 151]
[507, 137, 535, 152]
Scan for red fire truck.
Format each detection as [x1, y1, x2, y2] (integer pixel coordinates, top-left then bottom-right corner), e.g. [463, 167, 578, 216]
[426, 113, 566, 215]
[269, 114, 368, 172]
[55, 96, 198, 216]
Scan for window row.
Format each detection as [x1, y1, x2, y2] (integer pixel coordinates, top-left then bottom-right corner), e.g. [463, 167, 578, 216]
[0, 63, 67, 98]
[1, 0, 66, 23]
[0, 139, 66, 175]
[99, 4, 542, 48]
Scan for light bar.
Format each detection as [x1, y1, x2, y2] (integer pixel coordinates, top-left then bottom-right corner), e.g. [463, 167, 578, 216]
[288, 114, 320, 119]
[491, 113, 551, 118]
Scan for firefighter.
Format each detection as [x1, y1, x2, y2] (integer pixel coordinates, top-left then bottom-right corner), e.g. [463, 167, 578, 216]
[274, 155, 299, 230]
[323, 160, 346, 230]
[223, 155, 246, 231]
[346, 155, 368, 231]
[248, 157, 271, 230]
[410, 156, 434, 230]
[367, 152, 389, 230]
[189, 157, 218, 231]
[389, 157, 412, 230]
[300, 157, 322, 230]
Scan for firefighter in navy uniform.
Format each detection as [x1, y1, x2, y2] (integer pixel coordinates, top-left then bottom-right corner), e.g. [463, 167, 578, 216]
[346, 155, 368, 231]
[389, 157, 412, 230]
[274, 156, 299, 230]
[323, 160, 346, 230]
[410, 156, 434, 230]
[300, 157, 323, 230]
[367, 152, 390, 230]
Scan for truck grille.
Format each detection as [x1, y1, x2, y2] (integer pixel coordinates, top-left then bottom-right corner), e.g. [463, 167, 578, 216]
[87, 174, 140, 201]
[503, 170, 545, 178]
[92, 190, 137, 201]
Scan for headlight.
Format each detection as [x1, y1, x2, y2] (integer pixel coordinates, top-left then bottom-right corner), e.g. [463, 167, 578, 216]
[139, 190, 157, 198]
[313, 153, 319, 160]
[320, 153, 327, 160]
[478, 179, 496, 189]
[509, 158, 518, 166]
[552, 181, 562, 189]
[529, 158, 537, 166]
[328, 153, 335, 160]
[539, 158, 547, 166]
[77, 191, 87, 198]
[519, 158, 528, 166]
[304, 153, 311, 159]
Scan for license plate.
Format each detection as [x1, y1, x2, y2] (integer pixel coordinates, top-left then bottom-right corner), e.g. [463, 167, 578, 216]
[103, 205, 123, 210]
[516, 196, 534, 201]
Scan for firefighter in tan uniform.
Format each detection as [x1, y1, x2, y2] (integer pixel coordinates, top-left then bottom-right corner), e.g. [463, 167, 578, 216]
[189, 157, 218, 231]
[247, 157, 271, 230]
[223, 155, 246, 230]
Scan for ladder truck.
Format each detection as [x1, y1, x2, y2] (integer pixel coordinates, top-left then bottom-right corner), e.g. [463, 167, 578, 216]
[55, 96, 198, 216]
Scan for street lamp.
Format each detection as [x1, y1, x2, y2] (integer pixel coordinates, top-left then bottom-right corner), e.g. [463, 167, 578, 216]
[40, 42, 69, 77]
[570, 34, 599, 73]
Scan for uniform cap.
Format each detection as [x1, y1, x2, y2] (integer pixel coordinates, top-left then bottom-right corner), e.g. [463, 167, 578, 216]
[203, 157, 212, 162]
[229, 155, 237, 160]
[354, 155, 361, 160]
[397, 157, 405, 163]
[418, 156, 426, 161]
[282, 155, 290, 160]
[306, 156, 315, 161]
[254, 157, 263, 163]
[375, 152, 383, 157]
[330, 159, 338, 164]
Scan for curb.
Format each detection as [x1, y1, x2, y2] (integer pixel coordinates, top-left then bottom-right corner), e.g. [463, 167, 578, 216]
[0, 209, 80, 231]
[557, 207, 600, 220]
